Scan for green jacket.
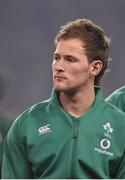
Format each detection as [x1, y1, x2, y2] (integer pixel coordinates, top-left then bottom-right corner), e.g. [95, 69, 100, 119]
[2, 88, 125, 179]
[106, 86, 125, 112]
[0, 116, 10, 178]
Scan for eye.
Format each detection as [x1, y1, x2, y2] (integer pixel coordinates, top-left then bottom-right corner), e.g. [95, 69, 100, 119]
[54, 56, 58, 60]
[65, 55, 77, 62]
[53, 54, 60, 61]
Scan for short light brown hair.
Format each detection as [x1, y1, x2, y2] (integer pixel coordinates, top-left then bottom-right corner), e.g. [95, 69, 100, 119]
[55, 19, 111, 85]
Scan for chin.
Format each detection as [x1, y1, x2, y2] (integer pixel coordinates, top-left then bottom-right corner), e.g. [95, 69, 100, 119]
[54, 87, 64, 92]
[54, 85, 67, 92]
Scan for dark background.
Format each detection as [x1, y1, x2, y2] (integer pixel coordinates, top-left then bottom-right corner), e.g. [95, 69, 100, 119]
[0, 0, 125, 121]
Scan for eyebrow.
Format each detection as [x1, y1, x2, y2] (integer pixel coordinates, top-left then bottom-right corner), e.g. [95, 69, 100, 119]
[54, 53, 60, 56]
[54, 53, 78, 58]
[64, 55, 78, 60]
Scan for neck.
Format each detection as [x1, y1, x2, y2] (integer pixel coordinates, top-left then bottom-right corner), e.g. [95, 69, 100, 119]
[59, 86, 95, 118]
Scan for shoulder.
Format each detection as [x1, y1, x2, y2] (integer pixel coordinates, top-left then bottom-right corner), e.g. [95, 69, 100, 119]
[104, 100, 125, 121]
[8, 99, 52, 135]
[106, 86, 125, 100]
[106, 86, 125, 112]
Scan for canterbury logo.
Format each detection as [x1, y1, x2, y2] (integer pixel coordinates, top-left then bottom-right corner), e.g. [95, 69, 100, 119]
[38, 124, 51, 135]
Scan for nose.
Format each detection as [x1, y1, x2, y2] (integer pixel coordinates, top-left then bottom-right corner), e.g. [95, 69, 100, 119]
[52, 59, 65, 72]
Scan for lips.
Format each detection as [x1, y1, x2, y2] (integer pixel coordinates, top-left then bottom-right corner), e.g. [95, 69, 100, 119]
[54, 74, 66, 79]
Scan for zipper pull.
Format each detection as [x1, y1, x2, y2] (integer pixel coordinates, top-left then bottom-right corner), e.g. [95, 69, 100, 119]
[73, 126, 78, 139]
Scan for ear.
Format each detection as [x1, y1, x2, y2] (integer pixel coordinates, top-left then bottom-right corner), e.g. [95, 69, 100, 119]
[90, 60, 103, 76]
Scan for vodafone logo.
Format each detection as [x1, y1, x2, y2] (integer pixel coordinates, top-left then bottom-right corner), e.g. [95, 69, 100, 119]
[94, 138, 113, 156]
[100, 139, 111, 149]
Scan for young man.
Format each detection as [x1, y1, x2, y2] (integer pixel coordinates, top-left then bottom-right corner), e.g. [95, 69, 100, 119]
[106, 86, 125, 112]
[2, 19, 125, 179]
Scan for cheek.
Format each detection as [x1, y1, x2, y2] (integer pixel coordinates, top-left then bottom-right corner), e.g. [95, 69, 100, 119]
[52, 63, 55, 72]
[71, 66, 90, 77]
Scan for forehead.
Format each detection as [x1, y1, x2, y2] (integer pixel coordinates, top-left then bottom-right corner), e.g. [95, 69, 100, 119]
[55, 39, 86, 55]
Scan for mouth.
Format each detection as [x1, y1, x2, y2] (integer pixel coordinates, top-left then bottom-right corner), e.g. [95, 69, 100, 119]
[54, 75, 67, 79]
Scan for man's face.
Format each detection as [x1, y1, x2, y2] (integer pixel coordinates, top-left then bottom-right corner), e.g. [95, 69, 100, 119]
[52, 39, 95, 93]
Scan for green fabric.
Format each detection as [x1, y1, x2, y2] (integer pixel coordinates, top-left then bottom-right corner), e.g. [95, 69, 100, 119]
[106, 86, 125, 112]
[2, 88, 125, 179]
[0, 117, 10, 178]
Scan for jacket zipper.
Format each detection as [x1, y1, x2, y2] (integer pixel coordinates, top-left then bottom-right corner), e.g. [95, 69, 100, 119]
[70, 122, 79, 178]
[73, 126, 78, 138]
